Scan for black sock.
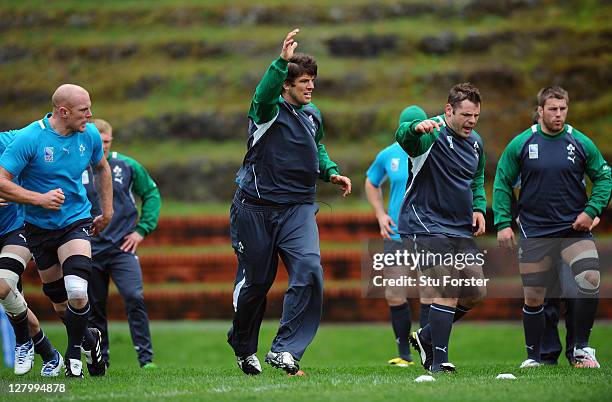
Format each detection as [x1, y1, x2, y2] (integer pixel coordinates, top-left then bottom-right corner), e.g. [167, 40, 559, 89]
[454, 304, 470, 322]
[64, 303, 90, 360]
[573, 296, 598, 349]
[419, 303, 431, 328]
[8, 311, 30, 344]
[32, 330, 56, 362]
[419, 304, 466, 343]
[429, 303, 455, 367]
[390, 303, 412, 360]
[522, 304, 544, 361]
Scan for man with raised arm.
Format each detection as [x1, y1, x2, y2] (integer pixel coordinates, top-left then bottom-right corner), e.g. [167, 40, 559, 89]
[228, 29, 352, 376]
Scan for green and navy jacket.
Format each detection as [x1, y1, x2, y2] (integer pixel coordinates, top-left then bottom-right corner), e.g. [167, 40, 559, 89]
[395, 115, 486, 237]
[235, 57, 339, 204]
[493, 124, 611, 237]
[84, 151, 161, 255]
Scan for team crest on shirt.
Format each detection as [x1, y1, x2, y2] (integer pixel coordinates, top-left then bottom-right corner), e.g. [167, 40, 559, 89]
[390, 158, 400, 172]
[446, 136, 454, 149]
[528, 144, 539, 159]
[566, 144, 576, 164]
[79, 144, 86, 156]
[113, 165, 124, 184]
[307, 115, 316, 135]
[473, 141, 480, 158]
[44, 147, 54, 162]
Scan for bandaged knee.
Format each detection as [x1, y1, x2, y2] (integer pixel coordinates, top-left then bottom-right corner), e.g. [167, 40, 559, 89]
[0, 269, 27, 317]
[570, 250, 600, 295]
[64, 275, 88, 301]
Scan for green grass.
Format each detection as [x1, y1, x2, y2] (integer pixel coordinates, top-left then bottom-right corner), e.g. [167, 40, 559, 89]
[0, 321, 610, 401]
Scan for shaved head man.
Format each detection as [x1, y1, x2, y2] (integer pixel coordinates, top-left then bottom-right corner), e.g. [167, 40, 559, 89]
[0, 84, 113, 378]
[50, 84, 93, 135]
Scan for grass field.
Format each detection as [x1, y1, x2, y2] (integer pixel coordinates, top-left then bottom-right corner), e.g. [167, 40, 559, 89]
[0, 321, 610, 401]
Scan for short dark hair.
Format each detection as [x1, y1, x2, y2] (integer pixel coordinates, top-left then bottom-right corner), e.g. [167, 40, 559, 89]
[447, 82, 481, 109]
[537, 86, 569, 107]
[531, 106, 540, 124]
[286, 53, 317, 86]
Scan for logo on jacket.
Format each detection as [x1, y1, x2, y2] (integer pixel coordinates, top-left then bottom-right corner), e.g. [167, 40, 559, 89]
[113, 165, 123, 184]
[44, 147, 54, 162]
[567, 144, 576, 164]
[307, 114, 316, 135]
[473, 141, 480, 158]
[390, 158, 400, 172]
[446, 136, 454, 149]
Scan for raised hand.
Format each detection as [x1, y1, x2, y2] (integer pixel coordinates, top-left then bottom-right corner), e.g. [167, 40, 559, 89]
[280, 28, 300, 61]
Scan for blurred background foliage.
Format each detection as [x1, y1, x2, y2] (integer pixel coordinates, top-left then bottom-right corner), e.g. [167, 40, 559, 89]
[1, 0, 610, 214]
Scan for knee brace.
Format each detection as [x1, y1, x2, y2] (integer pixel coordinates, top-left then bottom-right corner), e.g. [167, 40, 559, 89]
[64, 274, 88, 301]
[42, 278, 68, 304]
[0, 267, 27, 317]
[570, 251, 600, 295]
[0, 253, 27, 276]
[521, 270, 551, 287]
[62, 255, 91, 280]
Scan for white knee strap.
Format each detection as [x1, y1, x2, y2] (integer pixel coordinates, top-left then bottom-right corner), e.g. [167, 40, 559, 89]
[0, 269, 27, 317]
[64, 274, 88, 300]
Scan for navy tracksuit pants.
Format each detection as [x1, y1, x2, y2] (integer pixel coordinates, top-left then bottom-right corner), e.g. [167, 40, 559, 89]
[227, 191, 324, 360]
[88, 247, 154, 366]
